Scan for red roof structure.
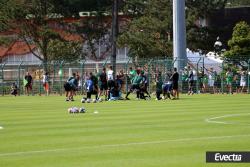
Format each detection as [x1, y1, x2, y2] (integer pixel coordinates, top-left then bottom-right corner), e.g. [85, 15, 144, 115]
[0, 29, 82, 58]
[0, 41, 36, 58]
[0, 46, 9, 58]
[54, 29, 82, 41]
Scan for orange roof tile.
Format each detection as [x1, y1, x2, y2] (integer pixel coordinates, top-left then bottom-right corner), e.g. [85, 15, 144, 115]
[0, 46, 9, 57]
[54, 29, 82, 41]
[0, 28, 82, 58]
[0, 41, 36, 58]
[8, 41, 36, 56]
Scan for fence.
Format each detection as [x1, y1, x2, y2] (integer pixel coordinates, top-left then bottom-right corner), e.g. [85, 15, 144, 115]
[0, 57, 250, 96]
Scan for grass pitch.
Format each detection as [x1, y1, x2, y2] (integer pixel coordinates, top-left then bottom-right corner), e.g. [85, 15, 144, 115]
[0, 94, 250, 167]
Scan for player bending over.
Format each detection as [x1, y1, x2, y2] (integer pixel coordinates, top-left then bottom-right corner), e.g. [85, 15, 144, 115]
[125, 69, 143, 100]
[64, 73, 78, 101]
[162, 82, 173, 99]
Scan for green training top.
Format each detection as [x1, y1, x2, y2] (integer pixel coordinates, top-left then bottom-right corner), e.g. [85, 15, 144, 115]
[129, 70, 136, 82]
[182, 72, 188, 81]
[156, 77, 163, 91]
[226, 72, 233, 83]
[132, 75, 143, 85]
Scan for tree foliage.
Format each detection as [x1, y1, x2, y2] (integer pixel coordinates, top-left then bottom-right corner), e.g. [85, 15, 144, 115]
[118, 0, 228, 58]
[0, 0, 83, 65]
[186, 0, 227, 54]
[224, 21, 250, 64]
[72, 13, 111, 61]
[118, 0, 172, 58]
[47, 39, 83, 62]
[226, 0, 250, 7]
[61, 0, 112, 16]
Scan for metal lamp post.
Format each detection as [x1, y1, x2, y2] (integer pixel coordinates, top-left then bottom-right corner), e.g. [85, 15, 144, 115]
[214, 36, 222, 58]
[214, 37, 224, 93]
[111, 0, 119, 77]
[173, 0, 187, 71]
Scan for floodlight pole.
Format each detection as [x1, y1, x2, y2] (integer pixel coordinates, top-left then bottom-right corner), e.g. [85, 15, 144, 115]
[111, 0, 119, 77]
[173, 0, 187, 71]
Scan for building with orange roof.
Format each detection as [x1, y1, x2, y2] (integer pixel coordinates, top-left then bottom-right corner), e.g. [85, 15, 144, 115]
[0, 41, 40, 64]
[0, 15, 130, 65]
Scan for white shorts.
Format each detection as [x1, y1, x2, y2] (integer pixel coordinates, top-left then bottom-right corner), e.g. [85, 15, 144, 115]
[240, 81, 246, 87]
[208, 80, 214, 87]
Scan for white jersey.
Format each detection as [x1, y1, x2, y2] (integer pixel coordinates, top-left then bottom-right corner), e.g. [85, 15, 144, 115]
[240, 72, 247, 86]
[240, 73, 247, 83]
[107, 70, 114, 80]
[42, 75, 49, 83]
[209, 71, 216, 80]
[193, 70, 197, 81]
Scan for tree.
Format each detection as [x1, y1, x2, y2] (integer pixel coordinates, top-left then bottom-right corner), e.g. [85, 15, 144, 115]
[118, 0, 172, 58]
[0, 0, 83, 70]
[57, 0, 113, 62]
[70, 12, 111, 61]
[226, 0, 250, 7]
[224, 21, 250, 65]
[47, 39, 83, 62]
[186, 0, 227, 54]
[61, 0, 112, 16]
[119, 0, 228, 58]
[121, 0, 148, 16]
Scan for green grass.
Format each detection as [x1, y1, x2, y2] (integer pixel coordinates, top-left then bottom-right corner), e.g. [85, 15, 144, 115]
[0, 94, 250, 167]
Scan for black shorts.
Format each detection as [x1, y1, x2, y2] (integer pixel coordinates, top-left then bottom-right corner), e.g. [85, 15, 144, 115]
[215, 81, 221, 88]
[235, 81, 240, 87]
[173, 82, 178, 90]
[25, 83, 32, 89]
[189, 80, 194, 87]
[11, 90, 17, 95]
[71, 86, 78, 91]
[100, 83, 108, 91]
[107, 80, 115, 89]
[130, 84, 140, 92]
[64, 82, 71, 91]
[87, 90, 98, 98]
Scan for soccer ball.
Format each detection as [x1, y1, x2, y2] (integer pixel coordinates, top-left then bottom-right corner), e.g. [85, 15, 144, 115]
[92, 99, 97, 103]
[71, 107, 79, 113]
[81, 99, 85, 103]
[68, 108, 72, 113]
[86, 99, 91, 103]
[79, 107, 86, 113]
[98, 98, 103, 102]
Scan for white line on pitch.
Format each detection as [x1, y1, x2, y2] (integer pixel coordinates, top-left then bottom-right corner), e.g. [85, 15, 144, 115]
[206, 113, 250, 125]
[0, 134, 250, 157]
